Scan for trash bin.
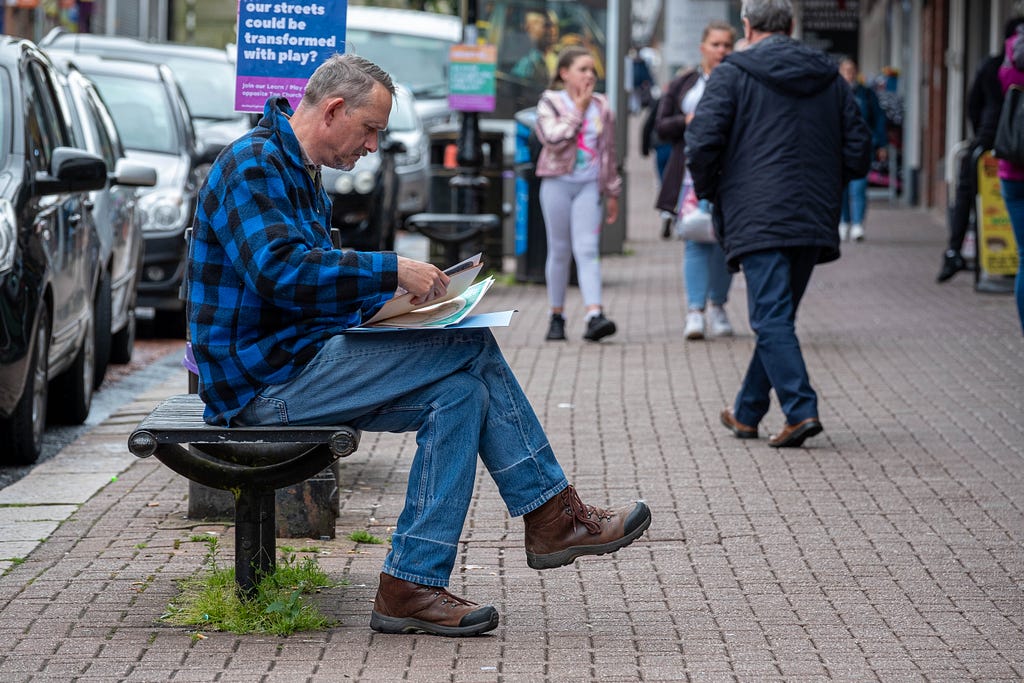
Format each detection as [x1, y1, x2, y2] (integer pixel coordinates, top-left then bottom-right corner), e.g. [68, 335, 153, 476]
[514, 108, 546, 283]
[426, 125, 505, 269]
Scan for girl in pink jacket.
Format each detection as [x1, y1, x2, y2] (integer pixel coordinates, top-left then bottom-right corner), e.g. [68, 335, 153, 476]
[535, 46, 622, 342]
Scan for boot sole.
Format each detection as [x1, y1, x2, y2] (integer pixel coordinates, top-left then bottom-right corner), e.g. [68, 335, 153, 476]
[369, 608, 499, 637]
[526, 504, 652, 570]
[768, 420, 823, 448]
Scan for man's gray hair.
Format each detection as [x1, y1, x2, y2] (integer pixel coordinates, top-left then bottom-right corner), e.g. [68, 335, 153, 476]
[741, 0, 793, 33]
[302, 53, 396, 109]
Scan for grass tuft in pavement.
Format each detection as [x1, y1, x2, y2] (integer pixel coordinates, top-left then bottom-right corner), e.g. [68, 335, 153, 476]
[161, 536, 337, 636]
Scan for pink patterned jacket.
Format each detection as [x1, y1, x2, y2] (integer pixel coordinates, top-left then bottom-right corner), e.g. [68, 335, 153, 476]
[534, 89, 622, 198]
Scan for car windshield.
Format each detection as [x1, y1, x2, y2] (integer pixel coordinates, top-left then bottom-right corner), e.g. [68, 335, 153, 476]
[160, 56, 239, 121]
[388, 92, 417, 133]
[344, 29, 453, 96]
[85, 73, 179, 154]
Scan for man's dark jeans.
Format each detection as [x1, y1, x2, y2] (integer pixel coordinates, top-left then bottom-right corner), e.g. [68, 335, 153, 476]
[734, 247, 822, 428]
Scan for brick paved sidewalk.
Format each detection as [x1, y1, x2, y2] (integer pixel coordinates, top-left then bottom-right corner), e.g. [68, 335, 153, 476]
[0, 132, 1020, 681]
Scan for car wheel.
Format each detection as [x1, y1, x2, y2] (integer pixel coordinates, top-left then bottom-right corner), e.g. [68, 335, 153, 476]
[110, 304, 136, 365]
[0, 306, 50, 465]
[93, 270, 112, 389]
[49, 300, 95, 425]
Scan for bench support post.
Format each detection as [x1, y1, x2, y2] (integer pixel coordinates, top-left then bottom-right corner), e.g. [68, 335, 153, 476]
[235, 488, 276, 597]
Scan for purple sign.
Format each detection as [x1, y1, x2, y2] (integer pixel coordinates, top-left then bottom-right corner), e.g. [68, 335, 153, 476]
[235, 0, 348, 113]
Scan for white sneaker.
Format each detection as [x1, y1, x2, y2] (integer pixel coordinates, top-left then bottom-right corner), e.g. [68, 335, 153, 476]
[707, 305, 733, 337]
[838, 222, 850, 241]
[684, 311, 705, 340]
[850, 223, 865, 241]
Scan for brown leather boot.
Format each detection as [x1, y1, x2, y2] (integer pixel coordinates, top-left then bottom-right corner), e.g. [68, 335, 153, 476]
[523, 485, 651, 570]
[370, 573, 499, 636]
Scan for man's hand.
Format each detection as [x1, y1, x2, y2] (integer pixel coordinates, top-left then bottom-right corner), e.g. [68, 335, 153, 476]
[397, 256, 450, 305]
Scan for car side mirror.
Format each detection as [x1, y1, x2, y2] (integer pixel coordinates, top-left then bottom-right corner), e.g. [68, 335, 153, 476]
[380, 138, 406, 155]
[33, 146, 108, 196]
[111, 159, 158, 188]
[197, 142, 225, 166]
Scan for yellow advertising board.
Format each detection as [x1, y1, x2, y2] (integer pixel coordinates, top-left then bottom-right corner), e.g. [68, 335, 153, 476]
[976, 151, 1020, 276]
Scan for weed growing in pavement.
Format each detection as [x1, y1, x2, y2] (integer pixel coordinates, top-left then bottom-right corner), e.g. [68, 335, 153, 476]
[347, 529, 383, 544]
[160, 535, 337, 636]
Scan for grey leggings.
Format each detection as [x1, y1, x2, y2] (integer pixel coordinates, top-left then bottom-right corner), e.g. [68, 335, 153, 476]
[539, 176, 604, 310]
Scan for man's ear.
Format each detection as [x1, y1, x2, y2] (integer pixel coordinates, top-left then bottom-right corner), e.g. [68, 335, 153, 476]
[323, 96, 346, 124]
[743, 17, 752, 43]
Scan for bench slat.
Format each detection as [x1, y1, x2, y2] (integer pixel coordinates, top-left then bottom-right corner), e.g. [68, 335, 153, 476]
[134, 394, 355, 445]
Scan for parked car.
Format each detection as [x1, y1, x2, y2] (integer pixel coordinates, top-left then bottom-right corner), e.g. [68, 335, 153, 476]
[0, 37, 110, 464]
[58, 65, 157, 381]
[322, 85, 429, 250]
[40, 29, 253, 151]
[45, 53, 219, 336]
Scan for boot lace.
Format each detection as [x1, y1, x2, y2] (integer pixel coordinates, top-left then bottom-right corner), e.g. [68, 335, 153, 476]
[425, 586, 475, 609]
[562, 485, 613, 534]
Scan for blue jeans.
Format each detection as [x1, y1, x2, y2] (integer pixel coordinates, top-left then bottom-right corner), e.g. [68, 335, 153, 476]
[683, 240, 732, 310]
[841, 177, 868, 224]
[734, 247, 821, 427]
[999, 179, 1024, 334]
[234, 328, 569, 586]
[655, 143, 672, 181]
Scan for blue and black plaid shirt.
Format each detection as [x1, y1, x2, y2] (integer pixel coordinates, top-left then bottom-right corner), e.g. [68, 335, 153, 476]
[188, 97, 398, 425]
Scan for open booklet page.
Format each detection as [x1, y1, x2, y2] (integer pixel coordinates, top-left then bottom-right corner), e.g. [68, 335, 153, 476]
[369, 277, 494, 328]
[365, 258, 484, 326]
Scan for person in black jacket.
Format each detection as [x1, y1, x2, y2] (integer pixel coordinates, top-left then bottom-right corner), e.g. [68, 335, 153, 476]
[685, 0, 871, 448]
[939, 16, 1024, 283]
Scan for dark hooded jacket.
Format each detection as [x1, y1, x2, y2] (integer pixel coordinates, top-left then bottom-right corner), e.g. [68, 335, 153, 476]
[684, 35, 871, 271]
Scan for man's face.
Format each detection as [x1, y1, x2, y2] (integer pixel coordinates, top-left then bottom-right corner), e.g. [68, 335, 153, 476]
[323, 83, 393, 171]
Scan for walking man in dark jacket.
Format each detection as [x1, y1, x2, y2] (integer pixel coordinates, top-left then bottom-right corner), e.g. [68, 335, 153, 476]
[685, 0, 871, 447]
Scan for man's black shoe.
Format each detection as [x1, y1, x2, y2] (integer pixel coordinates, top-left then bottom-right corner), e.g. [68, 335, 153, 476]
[937, 250, 967, 283]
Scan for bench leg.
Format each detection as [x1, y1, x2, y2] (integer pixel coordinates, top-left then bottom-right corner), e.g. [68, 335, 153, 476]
[235, 488, 276, 597]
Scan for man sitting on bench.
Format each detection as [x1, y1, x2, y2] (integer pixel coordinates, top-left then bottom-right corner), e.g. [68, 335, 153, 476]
[187, 54, 652, 637]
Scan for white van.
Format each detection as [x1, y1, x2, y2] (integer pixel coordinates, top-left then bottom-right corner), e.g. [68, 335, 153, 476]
[344, 6, 463, 131]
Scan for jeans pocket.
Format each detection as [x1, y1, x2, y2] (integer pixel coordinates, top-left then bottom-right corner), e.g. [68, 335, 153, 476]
[243, 395, 289, 426]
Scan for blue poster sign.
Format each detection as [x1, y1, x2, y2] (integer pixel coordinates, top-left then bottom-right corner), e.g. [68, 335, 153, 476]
[235, 0, 348, 113]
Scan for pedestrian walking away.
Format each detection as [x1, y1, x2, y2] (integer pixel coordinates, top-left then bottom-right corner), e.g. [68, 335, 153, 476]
[838, 56, 888, 243]
[685, 0, 871, 447]
[939, 16, 1024, 283]
[996, 25, 1024, 334]
[656, 20, 738, 341]
[535, 46, 623, 342]
[186, 54, 651, 637]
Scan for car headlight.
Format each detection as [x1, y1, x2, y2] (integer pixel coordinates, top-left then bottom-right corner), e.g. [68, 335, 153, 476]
[137, 189, 191, 234]
[334, 174, 354, 194]
[0, 198, 16, 274]
[353, 170, 376, 194]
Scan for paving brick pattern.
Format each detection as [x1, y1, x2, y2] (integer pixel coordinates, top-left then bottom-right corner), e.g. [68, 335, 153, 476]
[0, 122, 1020, 681]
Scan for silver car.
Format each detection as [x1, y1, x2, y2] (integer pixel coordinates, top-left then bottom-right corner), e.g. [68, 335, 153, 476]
[59, 65, 156, 381]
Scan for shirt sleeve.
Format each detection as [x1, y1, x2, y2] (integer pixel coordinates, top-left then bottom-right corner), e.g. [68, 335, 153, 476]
[684, 67, 735, 200]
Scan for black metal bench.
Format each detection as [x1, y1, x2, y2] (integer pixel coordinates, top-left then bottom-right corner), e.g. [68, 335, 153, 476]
[405, 212, 501, 266]
[127, 393, 360, 596]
